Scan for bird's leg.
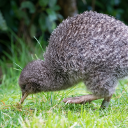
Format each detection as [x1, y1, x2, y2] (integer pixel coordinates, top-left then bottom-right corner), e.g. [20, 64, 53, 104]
[63, 94, 101, 104]
[100, 95, 112, 109]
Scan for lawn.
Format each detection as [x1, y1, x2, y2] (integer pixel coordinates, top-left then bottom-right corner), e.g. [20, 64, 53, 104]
[0, 38, 128, 128]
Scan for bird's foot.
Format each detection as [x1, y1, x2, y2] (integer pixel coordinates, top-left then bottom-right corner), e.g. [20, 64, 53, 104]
[63, 94, 100, 104]
[100, 95, 112, 109]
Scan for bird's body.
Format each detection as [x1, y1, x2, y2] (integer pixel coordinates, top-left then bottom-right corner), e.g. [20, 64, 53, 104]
[19, 11, 128, 108]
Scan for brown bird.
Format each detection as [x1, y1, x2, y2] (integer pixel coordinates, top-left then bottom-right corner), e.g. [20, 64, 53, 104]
[19, 11, 128, 109]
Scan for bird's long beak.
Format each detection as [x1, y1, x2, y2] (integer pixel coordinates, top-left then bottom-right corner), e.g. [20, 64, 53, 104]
[19, 92, 28, 104]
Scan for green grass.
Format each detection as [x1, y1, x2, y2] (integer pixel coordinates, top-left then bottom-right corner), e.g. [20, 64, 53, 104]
[0, 36, 128, 127]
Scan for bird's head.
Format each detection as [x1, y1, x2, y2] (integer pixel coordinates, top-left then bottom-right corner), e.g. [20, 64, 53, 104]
[19, 59, 45, 104]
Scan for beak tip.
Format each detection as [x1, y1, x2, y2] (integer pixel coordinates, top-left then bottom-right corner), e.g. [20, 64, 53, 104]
[19, 101, 22, 105]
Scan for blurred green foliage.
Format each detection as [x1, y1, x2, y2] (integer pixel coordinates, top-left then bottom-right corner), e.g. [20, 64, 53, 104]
[0, 11, 7, 31]
[0, 0, 128, 58]
[0, 0, 63, 57]
[77, 0, 128, 25]
[78, 0, 124, 21]
[0, 0, 62, 35]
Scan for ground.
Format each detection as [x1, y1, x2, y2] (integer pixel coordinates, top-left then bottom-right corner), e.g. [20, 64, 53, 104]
[1, 79, 128, 127]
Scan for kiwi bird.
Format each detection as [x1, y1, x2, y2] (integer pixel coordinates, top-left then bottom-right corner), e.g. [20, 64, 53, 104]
[19, 11, 128, 108]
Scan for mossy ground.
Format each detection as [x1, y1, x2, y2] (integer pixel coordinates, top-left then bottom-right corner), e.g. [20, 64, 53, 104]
[1, 79, 128, 128]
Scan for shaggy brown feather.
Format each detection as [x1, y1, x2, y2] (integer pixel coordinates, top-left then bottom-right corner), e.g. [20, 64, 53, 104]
[19, 11, 128, 108]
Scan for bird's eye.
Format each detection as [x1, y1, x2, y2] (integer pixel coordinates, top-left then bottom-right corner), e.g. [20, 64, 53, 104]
[21, 85, 26, 90]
